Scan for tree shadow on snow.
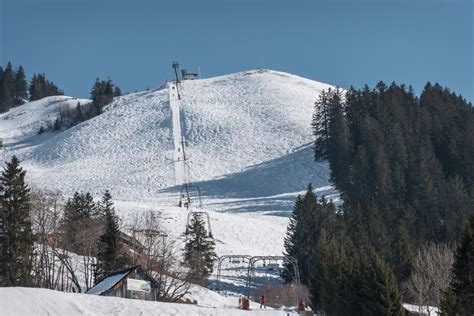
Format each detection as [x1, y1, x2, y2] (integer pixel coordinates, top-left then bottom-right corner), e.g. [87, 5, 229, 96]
[160, 143, 339, 214]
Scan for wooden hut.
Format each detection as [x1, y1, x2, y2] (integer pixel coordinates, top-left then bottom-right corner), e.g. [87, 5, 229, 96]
[86, 266, 158, 301]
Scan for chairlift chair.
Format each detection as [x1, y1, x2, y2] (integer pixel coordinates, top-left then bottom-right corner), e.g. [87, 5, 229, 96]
[178, 183, 202, 209]
[266, 263, 280, 271]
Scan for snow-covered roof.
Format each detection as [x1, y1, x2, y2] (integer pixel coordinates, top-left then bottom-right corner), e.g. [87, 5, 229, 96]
[86, 269, 133, 295]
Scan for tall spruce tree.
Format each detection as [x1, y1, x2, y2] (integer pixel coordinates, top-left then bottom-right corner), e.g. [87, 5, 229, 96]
[0, 156, 34, 286]
[0, 66, 4, 108]
[443, 215, 474, 315]
[293, 183, 319, 285]
[13, 65, 27, 106]
[94, 191, 128, 282]
[282, 195, 302, 282]
[309, 231, 353, 315]
[353, 249, 404, 316]
[283, 184, 339, 286]
[183, 213, 216, 286]
[439, 288, 463, 316]
[1, 63, 14, 113]
[61, 191, 96, 252]
[327, 93, 352, 192]
[312, 90, 331, 160]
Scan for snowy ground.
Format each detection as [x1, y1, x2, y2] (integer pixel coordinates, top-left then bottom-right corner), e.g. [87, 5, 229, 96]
[0, 69, 337, 309]
[403, 303, 439, 316]
[0, 287, 299, 316]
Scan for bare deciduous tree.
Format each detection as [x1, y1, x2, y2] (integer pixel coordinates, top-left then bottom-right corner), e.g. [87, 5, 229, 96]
[403, 243, 454, 315]
[30, 189, 63, 289]
[129, 211, 191, 302]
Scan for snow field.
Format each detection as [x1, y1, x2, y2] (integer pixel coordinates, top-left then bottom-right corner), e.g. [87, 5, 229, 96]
[0, 287, 298, 316]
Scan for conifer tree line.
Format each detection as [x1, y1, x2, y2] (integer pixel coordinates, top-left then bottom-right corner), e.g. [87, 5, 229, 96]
[0, 62, 64, 113]
[29, 73, 63, 103]
[283, 81, 473, 314]
[312, 83, 472, 264]
[283, 184, 404, 315]
[90, 77, 121, 117]
[1, 63, 123, 120]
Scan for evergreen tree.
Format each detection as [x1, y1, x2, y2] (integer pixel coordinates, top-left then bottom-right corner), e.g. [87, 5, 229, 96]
[183, 213, 216, 286]
[448, 215, 474, 315]
[0, 156, 34, 286]
[74, 102, 85, 123]
[312, 90, 331, 159]
[353, 249, 404, 316]
[0, 66, 4, 108]
[283, 184, 339, 285]
[53, 118, 61, 131]
[309, 231, 353, 315]
[28, 74, 39, 101]
[282, 195, 302, 282]
[327, 93, 352, 192]
[94, 191, 128, 282]
[98, 190, 113, 216]
[439, 288, 463, 316]
[1, 63, 14, 113]
[13, 65, 27, 105]
[61, 192, 96, 252]
[90, 77, 118, 116]
[29, 73, 63, 101]
[113, 86, 122, 97]
[389, 219, 414, 282]
[293, 183, 320, 285]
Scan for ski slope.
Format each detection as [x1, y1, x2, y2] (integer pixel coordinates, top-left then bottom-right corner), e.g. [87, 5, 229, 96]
[169, 81, 186, 185]
[0, 68, 338, 286]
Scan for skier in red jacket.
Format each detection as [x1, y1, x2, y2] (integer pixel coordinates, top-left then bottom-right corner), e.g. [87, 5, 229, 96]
[259, 295, 266, 309]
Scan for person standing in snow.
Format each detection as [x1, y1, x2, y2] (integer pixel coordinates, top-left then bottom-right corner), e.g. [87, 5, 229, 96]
[259, 295, 266, 309]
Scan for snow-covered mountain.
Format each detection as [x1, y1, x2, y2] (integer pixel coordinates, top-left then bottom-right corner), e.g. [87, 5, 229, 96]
[0, 68, 338, 258]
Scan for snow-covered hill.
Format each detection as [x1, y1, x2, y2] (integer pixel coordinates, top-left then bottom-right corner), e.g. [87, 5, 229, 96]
[0, 95, 90, 144]
[1, 69, 336, 209]
[0, 68, 337, 268]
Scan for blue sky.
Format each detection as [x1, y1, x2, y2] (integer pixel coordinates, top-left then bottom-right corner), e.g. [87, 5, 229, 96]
[1, 0, 473, 101]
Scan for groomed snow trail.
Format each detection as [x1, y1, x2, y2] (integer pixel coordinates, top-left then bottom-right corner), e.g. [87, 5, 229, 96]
[169, 82, 186, 185]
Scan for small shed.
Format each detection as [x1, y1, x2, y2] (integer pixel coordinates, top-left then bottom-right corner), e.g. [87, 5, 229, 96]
[86, 266, 158, 301]
[181, 69, 198, 80]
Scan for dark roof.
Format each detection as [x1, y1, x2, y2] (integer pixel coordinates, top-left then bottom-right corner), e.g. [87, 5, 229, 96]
[86, 266, 156, 295]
